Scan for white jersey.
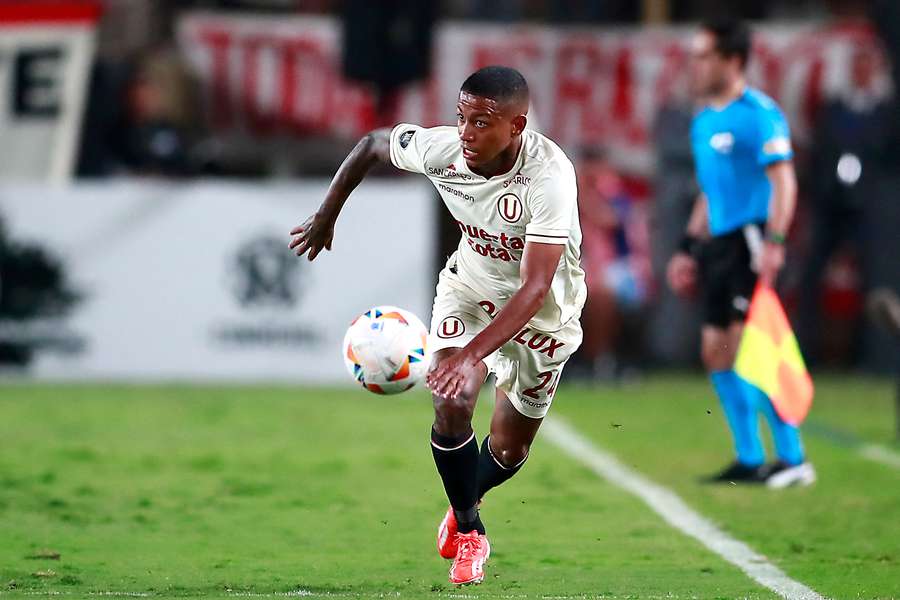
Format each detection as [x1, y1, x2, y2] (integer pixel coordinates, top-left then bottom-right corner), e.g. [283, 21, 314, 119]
[389, 123, 586, 332]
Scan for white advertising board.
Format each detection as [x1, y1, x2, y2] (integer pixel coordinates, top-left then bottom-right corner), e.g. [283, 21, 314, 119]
[0, 179, 435, 382]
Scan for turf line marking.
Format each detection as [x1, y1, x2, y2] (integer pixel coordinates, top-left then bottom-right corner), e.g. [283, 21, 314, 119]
[858, 444, 900, 469]
[541, 417, 827, 600]
[0, 590, 708, 599]
[803, 420, 900, 471]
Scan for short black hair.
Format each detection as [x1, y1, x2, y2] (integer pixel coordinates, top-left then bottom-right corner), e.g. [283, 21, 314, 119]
[460, 66, 529, 105]
[702, 18, 752, 69]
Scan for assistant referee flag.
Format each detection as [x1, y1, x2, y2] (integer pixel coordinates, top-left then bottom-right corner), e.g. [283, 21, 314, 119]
[735, 284, 814, 425]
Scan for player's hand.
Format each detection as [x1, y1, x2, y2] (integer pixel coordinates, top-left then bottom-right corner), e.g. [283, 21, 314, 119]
[289, 212, 335, 261]
[426, 350, 480, 400]
[758, 242, 785, 288]
[666, 252, 698, 298]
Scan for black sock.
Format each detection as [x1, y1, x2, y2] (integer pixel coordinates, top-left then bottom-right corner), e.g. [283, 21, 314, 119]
[431, 427, 484, 534]
[477, 435, 527, 499]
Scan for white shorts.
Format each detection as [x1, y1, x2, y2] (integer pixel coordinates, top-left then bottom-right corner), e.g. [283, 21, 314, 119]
[429, 265, 583, 419]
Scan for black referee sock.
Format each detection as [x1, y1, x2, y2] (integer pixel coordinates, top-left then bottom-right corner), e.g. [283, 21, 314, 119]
[430, 427, 484, 535]
[477, 435, 528, 499]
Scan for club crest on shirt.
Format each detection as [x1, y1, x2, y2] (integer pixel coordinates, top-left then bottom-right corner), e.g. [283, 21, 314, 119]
[437, 316, 465, 339]
[399, 130, 415, 149]
[496, 193, 523, 223]
[710, 132, 734, 154]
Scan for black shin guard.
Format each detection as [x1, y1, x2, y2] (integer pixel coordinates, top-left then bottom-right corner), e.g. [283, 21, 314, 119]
[431, 427, 484, 534]
[477, 435, 527, 499]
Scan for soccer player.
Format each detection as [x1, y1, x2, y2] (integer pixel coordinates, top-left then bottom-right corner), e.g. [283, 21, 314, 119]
[289, 66, 585, 584]
[666, 19, 815, 487]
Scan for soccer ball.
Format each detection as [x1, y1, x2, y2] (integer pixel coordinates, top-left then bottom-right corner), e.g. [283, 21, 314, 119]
[342, 306, 430, 394]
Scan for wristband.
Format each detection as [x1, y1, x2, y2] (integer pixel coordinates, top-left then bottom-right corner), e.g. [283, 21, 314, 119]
[678, 234, 701, 256]
[766, 231, 787, 245]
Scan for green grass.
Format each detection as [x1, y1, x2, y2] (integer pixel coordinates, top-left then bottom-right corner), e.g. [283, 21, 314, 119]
[0, 376, 897, 599]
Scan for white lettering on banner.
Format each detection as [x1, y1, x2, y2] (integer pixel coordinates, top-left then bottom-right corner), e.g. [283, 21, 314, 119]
[0, 180, 435, 383]
[177, 15, 885, 174]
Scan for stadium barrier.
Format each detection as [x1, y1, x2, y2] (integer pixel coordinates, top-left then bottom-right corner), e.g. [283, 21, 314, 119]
[0, 179, 435, 382]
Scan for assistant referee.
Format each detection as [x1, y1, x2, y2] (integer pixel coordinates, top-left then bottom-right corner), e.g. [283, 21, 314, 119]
[667, 18, 815, 488]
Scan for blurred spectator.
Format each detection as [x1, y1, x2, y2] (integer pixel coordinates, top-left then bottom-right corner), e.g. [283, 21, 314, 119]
[797, 43, 894, 364]
[96, 0, 171, 60]
[863, 0, 900, 375]
[342, 0, 436, 114]
[576, 151, 653, 380]
[80, 47, 200, 177]
[119, 49, 199, 176]
[77, 0, 172, 176]
[647, 85, 702, 366]
[871, 0, 900, 168]
[78, 0, 200, 177]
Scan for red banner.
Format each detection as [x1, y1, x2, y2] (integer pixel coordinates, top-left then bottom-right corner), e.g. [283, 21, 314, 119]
[177, 15, 887, 174]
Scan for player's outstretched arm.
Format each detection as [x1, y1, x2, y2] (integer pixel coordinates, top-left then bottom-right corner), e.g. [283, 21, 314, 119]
[426, 242, 564, 400]
[289, 128, 392, 260]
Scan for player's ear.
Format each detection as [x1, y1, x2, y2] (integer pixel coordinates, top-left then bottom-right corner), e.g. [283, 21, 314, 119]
[511, 114, 527, 136]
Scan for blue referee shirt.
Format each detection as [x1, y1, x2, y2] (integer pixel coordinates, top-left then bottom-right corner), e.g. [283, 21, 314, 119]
[690, 87, 793, 236]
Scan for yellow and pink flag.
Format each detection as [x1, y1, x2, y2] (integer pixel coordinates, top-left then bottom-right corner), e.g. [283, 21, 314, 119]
[734, 284, 813, 425]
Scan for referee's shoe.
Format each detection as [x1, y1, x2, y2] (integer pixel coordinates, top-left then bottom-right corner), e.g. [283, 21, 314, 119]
[763, 461, 817, 489]
[702, 460, 769, 484]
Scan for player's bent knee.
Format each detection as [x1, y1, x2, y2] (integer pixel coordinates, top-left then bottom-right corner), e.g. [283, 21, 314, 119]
[433, 393, 475, 418]
[432, 391, 476, 435]
[488, 436, 529, 468]
[494, 444, 528, 468]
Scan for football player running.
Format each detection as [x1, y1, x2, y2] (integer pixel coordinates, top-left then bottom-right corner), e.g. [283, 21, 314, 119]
[290, 66, 585, 585]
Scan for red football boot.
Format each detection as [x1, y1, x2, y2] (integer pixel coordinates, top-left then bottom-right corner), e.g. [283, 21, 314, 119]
[449, 530, 490, 585]
[436, 505, 459, 559]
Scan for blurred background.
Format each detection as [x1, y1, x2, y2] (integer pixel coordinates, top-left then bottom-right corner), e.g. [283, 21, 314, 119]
[0, 0, 897, 387]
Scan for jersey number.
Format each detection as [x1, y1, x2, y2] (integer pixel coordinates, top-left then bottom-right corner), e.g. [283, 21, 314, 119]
[523, 370, 558, 400]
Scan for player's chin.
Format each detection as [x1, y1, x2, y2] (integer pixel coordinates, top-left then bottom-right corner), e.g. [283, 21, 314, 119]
[462, 146, 489, 164]
[464, 154, 493, 170]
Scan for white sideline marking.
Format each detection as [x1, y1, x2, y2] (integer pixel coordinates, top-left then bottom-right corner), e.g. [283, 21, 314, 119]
[859, 443, 900, 470]
[1, 589, 723, 599]
[0, 585, 716, 599]
[541, 418, 827, 600]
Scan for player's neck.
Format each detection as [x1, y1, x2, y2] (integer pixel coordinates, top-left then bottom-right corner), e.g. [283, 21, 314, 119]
[709, 78, 746, 109]
[468, 136, 523, 179]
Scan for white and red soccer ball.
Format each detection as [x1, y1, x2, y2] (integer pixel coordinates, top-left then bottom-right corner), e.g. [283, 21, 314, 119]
[342, 306, 430, 394]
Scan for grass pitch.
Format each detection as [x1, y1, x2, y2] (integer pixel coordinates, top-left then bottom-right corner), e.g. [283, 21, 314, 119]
[0, 375, 897, 599]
